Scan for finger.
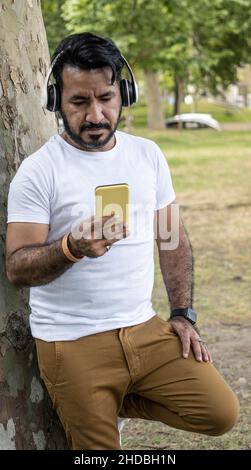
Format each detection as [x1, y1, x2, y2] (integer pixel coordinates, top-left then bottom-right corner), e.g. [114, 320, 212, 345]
[103, 222, 123, 241]
[72, 216, 95, 241]
[108, 223, 131, 245]
[106, 230, 125, 246]
[201, 343, 209, 362]
[107, 221, 130, 239]
[123, 222, 130, 237]
[205, 345, 213, 363]
[181, 333, 191, 359]
[191, 338, 202, 362]
[118, 223, 130, 239]
[98, 222, 130, 248]
[88, 215, 118, 240]
[76, 215, 117, 239]
[102, 217, 123, 239]
[81, 216, 98, 239]
[83, 215, 100, 234]
[102, 213, 119, 224]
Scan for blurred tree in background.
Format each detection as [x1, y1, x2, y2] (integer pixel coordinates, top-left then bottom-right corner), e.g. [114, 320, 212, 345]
[42, 0, 68, 54]
[41, 0, 251, 129]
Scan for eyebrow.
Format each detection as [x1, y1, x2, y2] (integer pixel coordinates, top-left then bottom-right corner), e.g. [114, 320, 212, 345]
[70, 91, 116, 101]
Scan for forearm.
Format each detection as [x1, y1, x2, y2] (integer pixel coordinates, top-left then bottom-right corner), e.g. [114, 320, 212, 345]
[157, 226, 194, 310]
[6, 237, 75, 288]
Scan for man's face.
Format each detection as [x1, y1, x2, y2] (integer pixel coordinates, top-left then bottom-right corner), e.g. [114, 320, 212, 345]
[60, 65, 122, 152]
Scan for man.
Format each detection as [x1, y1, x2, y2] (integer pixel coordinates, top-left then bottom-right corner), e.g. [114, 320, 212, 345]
[6, 32, 239, 450]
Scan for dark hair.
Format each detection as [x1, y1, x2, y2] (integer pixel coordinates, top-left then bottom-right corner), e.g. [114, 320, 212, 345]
[51, 32, 124, 89]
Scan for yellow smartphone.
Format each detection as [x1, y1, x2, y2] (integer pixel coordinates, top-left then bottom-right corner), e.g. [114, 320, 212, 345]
[95, 183, 129, 225]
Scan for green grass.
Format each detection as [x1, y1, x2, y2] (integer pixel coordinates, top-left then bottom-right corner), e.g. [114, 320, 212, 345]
[147, 129, 251, 324]
[122, 127, 251, 450]
[135, 129, 251, 195]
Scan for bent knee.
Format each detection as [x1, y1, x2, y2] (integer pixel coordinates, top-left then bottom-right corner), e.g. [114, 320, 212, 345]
[207, 392, 240, 436]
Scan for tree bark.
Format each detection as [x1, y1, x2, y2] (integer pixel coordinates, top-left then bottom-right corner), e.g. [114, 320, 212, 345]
[144, 70, 165, 130]
[0, 0, 68, 449]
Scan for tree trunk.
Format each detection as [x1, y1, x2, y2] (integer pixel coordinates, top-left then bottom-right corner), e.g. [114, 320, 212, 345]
[144, 70, 165, 130]
[122, 107, 134, 134]
[0, 0, 68, 449]
[174, 73, 184, 116]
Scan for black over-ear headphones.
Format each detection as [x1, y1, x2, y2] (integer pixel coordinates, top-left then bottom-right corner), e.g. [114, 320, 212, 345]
[42, 49, 139, 112]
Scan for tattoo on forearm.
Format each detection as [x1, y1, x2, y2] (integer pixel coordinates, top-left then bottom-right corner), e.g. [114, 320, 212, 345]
[157, 224, 194, 309]
[7, 238, 73, 288]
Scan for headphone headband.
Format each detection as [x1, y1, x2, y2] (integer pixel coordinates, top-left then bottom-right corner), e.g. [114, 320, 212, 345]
[41, 49, 70, 108]
[42, 48, 139, 110]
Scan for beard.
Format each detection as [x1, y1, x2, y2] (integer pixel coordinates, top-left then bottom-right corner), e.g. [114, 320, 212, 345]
[60, 107, 122, 151]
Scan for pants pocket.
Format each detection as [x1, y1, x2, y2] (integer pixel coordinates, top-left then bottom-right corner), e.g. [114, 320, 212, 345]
[35, 339, 63, 387]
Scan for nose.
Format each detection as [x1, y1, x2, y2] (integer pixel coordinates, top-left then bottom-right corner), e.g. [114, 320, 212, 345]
[85, 100, 104, 124]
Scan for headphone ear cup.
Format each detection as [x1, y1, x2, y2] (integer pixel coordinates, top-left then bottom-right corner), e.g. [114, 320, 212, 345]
[47, 84, 61, 112]
[120, 79, 134, 107]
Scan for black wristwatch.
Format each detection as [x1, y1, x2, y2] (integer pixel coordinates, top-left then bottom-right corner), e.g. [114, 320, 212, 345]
[170, 307, 197, 325]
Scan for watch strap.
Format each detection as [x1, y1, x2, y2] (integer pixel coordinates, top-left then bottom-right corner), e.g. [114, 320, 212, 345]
[170, 307, 196, 325]
[171, 308, 190, 317]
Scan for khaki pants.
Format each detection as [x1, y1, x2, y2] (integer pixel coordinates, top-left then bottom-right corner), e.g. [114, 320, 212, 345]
[35, 315, 239, 450]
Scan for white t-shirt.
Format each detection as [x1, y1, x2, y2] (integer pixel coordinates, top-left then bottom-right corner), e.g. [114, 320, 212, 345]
[7, 131, 175, 341]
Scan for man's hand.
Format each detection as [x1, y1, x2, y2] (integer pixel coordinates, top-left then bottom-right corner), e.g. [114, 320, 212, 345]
[168, 316, 213, 363]
[68, 214, 129, 259]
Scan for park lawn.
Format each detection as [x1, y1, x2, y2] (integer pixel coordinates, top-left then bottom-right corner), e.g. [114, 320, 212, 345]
[139, 129, 251, 326]
[122, 128, 251, 450]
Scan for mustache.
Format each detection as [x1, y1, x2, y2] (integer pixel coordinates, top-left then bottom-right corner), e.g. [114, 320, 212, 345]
[80, 123, 111, 132]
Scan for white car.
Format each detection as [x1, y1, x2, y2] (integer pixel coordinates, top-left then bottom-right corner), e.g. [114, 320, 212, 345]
[166, 113, 221, 131]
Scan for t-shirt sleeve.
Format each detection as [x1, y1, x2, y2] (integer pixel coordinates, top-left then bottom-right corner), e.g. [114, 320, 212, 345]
[154, 144, 176, 210]
[7, 158, 51, 224]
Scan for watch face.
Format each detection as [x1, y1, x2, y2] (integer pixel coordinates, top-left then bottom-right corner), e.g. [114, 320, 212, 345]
[186, 308, 197, 324]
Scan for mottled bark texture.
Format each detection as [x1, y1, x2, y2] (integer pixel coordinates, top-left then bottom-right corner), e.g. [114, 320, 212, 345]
[0, 0, 68, 449]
